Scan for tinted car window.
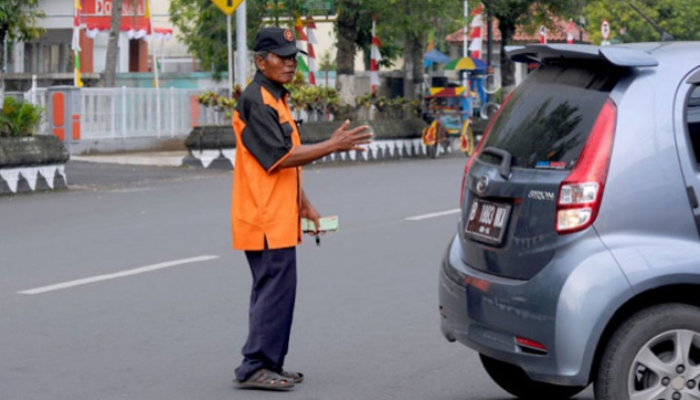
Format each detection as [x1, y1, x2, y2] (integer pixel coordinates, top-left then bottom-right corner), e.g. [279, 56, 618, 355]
[687, 85, 700, 165]
[480, 63, 626, 170]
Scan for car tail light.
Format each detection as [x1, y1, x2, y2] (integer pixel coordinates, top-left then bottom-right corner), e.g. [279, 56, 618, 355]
[556, 98, 617, 234]
[460, 93, 514, 206]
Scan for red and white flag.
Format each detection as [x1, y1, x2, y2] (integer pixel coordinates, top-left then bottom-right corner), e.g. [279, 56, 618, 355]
[306, 16, 317, 86]
[468, 4, 483, 59]
[370, 15, 382, 92]
[294, 16, 308, 46]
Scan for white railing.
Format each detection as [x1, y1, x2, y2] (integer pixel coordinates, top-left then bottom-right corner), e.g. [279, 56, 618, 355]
[22, 85, 341, 140]
[80, 87, 206, 139]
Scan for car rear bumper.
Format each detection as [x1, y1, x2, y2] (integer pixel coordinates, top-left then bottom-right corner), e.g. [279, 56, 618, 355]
[438, 232, 629, 386]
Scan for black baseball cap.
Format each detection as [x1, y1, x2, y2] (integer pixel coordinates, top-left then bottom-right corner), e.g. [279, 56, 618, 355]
[253, 27, 308, 57]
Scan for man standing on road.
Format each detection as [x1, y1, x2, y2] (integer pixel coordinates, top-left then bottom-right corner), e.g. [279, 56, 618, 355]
[231, 27, 373, 391]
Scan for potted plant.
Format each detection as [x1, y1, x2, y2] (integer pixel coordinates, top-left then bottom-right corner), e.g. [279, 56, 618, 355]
[0, 97, 70, 194]
[182, 85, 241, 169]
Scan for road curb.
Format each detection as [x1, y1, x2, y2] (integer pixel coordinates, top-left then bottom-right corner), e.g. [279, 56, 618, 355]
[185, 138, 463, 169]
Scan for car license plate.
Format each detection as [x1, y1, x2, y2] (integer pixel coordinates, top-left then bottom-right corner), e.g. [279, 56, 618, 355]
[465, 199, 511, 245]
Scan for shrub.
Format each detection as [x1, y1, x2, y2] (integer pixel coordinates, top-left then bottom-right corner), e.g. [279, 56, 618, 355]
[197, 87, 239, 119]
[355, 93, 422, 119]
[287, 71, 341, 118]
[0, 97, 44, 138]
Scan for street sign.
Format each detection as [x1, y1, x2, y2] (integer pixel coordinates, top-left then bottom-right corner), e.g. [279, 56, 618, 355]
[211, 0, 244, 15]
[601, 20, 611, 46]
[601, 20, 610, 40]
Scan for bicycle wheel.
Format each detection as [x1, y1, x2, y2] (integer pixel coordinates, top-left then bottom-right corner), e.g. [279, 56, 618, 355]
[423, 121, 437, 157]
[459, 119, 475, 157]
[423, 120, 439, 158]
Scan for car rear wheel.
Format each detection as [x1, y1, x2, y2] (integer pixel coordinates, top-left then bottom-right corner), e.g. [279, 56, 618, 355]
[480, 354, 586, 399]
[594, 303, 700, 400]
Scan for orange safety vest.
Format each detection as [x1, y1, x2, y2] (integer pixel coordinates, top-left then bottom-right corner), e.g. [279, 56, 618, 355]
[231, 74, 302, 251]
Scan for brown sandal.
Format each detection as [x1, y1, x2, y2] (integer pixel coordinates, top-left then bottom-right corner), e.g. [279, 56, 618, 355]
[236, 368, 295, 391]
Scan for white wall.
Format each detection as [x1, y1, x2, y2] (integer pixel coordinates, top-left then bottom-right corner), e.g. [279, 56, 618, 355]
[88, 31, 130, 73]
[37, 0, 74, 30]
[299, 21, 365, 73]
[150, 0, 190, 58]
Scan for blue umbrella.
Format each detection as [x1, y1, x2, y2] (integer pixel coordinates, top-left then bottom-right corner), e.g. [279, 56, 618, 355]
[424, 49, 451, 64]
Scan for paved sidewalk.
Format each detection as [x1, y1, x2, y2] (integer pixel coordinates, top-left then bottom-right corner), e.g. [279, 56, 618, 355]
[70, 151, 188, 167]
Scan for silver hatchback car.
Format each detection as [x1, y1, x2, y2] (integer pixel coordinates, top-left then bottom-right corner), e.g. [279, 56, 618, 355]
[439, 42, 700, 400]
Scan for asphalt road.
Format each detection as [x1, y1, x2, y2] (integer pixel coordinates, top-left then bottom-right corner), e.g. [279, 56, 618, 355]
[0, 158, 595, 400]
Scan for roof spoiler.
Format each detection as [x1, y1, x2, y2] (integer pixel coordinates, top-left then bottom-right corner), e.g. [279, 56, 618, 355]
[506, 44, 658, 67]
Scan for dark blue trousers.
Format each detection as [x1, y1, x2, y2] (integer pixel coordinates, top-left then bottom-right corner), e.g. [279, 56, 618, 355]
[235, 243, 297, 382]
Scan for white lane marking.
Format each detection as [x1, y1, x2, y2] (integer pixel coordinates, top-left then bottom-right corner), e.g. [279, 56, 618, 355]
[405, 209, 461, 221]
[18, 255, 220, 295]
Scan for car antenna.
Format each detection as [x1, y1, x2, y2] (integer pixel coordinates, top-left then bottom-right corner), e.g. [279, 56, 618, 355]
[626, 1, 675, 42]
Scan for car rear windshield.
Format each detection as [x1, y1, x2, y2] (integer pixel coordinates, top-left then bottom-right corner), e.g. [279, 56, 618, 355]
[480, 62, 627, 170]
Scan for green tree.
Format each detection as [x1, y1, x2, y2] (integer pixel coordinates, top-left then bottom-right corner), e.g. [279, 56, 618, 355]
[378, 0, 462, 100]
[319, 50, 337, 72]
[334, 1, 404, 73]
[0, 0, 44, 67]
[0, 0, 44, 98]
[335, 0, 461, 101]
[583, 0, 700, 44]
[335, 0, 361, 76]
[487, 0, 575, 94]
[169, 0, 268, 80]
[318, 50, 336, 86]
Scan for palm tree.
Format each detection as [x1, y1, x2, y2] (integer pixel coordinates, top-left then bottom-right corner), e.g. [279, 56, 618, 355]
[318, 50, 336, 87]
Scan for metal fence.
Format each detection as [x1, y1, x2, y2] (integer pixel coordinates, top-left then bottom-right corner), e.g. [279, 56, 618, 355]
[16, 85, 338, 140]
[80, 87, 205, 139]
[15, 86, 204, 138]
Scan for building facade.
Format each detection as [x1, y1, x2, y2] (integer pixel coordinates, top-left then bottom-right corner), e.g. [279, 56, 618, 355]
[6, 0, 192, 90]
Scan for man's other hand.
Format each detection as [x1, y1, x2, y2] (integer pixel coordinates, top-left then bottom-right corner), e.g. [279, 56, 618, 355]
[330, 120, 373, 152]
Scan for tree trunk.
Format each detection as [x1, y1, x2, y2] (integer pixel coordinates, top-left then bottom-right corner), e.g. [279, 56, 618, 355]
[336, 0, 359, 105]
[410, 32, 426, 102]
[103, 0, 124, 87]
[402, 33, 425, 102]
[498, 18, 517, 96]
[336, 0, 358, 75]
[403, 34, 415, 100]
[0, 26, 7, 105]
[0, 26, 6, 71]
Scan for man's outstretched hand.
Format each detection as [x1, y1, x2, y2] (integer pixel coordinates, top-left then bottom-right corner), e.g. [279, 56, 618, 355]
[330, 120, 373, 152]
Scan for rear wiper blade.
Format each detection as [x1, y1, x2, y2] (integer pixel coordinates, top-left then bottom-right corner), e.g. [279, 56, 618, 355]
[482, 147, 512, 179]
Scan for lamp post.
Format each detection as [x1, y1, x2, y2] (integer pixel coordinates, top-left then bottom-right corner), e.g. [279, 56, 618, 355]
[485, 0, 492, 69]
[236, 1, 247, 90]
[578, 0, 586, 42]
[462, 0, 468, 88]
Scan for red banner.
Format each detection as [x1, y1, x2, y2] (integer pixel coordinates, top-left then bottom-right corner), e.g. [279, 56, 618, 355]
[80, 0, 149, 32]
